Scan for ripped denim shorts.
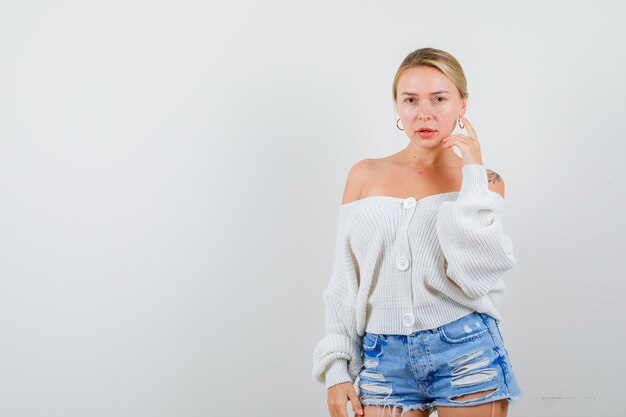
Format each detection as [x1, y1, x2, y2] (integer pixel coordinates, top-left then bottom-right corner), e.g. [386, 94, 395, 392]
[357, 311, 523, 414]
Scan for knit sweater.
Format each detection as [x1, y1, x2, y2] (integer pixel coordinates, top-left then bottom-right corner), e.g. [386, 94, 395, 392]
[311, 163, 517, 389]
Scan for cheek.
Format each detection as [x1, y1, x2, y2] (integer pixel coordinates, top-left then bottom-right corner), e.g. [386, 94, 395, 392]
[438, 107, 458, 123]
[397, 104, 414, 115]
[436, 103, 455, 115]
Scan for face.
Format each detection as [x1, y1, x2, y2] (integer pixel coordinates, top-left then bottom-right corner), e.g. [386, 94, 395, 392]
[395, 65, 467, 147]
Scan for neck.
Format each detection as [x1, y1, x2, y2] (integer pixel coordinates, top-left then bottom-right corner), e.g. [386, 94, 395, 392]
[400, 145, 461, 169]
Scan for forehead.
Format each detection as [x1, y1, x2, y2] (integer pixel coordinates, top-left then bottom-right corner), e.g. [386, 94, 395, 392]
[397, 66, 455, 92]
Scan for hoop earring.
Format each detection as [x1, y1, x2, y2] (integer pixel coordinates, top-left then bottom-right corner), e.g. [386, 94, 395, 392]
[458, 116, 465, 129]
[396, 118, 404, 131]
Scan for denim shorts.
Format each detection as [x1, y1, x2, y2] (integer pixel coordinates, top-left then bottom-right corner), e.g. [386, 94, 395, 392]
[357, 311, 523, 413]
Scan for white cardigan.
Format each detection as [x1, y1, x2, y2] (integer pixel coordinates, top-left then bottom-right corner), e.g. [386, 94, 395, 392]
[311, 163, 517, 389]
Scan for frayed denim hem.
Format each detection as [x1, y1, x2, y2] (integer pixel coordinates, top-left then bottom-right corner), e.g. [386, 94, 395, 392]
[360, 399, 434, 416]
[431, 391, 524, 409]
[507, 390, 523, 404]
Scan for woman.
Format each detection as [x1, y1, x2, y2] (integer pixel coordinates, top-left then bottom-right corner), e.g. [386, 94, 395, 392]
[311, 47, 523, 417]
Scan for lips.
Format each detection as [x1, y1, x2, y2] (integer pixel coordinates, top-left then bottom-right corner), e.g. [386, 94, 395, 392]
[417, 129, 436, 139]
[417, 128, 436, 132]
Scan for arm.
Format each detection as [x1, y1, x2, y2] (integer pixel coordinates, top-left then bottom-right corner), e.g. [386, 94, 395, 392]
[312, 210, 362, 389]
[435, 164, 517, 299]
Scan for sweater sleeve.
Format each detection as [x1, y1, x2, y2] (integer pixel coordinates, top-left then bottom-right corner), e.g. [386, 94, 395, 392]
[435, 164, 517, 299]
[311, 209, 363, 389]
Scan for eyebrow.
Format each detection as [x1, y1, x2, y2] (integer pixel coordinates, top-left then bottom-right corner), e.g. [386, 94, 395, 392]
[400, 90, 450, 96]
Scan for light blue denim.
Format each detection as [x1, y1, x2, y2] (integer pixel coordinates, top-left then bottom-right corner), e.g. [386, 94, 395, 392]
[357, 311, 523, 414]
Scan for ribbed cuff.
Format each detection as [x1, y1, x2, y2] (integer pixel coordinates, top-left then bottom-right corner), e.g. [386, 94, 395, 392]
[460, 164, 489, 196]
[324, 358, 353, 389]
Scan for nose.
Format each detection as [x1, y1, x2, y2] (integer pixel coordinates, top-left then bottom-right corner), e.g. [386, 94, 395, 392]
[416, 102, 434, 120]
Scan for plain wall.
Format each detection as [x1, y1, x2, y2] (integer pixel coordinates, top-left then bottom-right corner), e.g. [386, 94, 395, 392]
[1, 0, 625, 416]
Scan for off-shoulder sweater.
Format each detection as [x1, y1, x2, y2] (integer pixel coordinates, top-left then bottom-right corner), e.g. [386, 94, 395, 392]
[311, 163, 518, 389]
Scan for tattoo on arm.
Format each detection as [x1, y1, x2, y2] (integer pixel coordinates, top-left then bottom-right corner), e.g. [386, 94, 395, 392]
[486, 169, 502, 184]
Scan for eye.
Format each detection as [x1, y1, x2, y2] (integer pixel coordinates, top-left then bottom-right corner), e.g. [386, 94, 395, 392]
[434, 96, 446, 102]
[404, 97, 415, 103]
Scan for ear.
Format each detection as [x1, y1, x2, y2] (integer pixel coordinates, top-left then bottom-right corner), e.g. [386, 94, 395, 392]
[459, 96, 468, 116]
[486, 168, 505, 199]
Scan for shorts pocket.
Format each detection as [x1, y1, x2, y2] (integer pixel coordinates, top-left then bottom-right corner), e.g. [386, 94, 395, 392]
[494, 319, 505, 340]
[362, 332, 379, 351]
[492, 320, 512, 357]
[439, 312, 490, 344]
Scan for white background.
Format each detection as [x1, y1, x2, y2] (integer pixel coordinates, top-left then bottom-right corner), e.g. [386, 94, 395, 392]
[1, 1, 625, 416]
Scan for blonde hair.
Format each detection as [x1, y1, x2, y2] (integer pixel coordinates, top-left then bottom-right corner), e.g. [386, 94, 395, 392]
[392, 47, 468, 108]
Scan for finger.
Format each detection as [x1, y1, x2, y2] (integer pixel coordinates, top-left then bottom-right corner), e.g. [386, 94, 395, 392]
[442, 135, 469, 147]
[348, 389, 365, 416]
[442, 134, 460, 143]
[460, 116, 478, 141]
[442, 134, 469, 141]
[443, 135, 471, 143]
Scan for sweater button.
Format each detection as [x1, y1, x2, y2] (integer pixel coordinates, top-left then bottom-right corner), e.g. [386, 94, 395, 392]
[396, 256, 410, 270]
[403, 197, 416, 209]
[402, 313, 415, 327]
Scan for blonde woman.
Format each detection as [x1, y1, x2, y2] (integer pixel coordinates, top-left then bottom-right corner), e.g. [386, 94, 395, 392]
[312, 47, 523, 417]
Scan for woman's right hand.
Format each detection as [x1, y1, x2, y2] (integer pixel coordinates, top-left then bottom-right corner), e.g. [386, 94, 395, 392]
[327, 381, 364, 417]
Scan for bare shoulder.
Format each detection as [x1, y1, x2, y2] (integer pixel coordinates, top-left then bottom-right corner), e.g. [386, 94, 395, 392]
[486, 167, 506, 199]
[341, 159, 377, 205]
